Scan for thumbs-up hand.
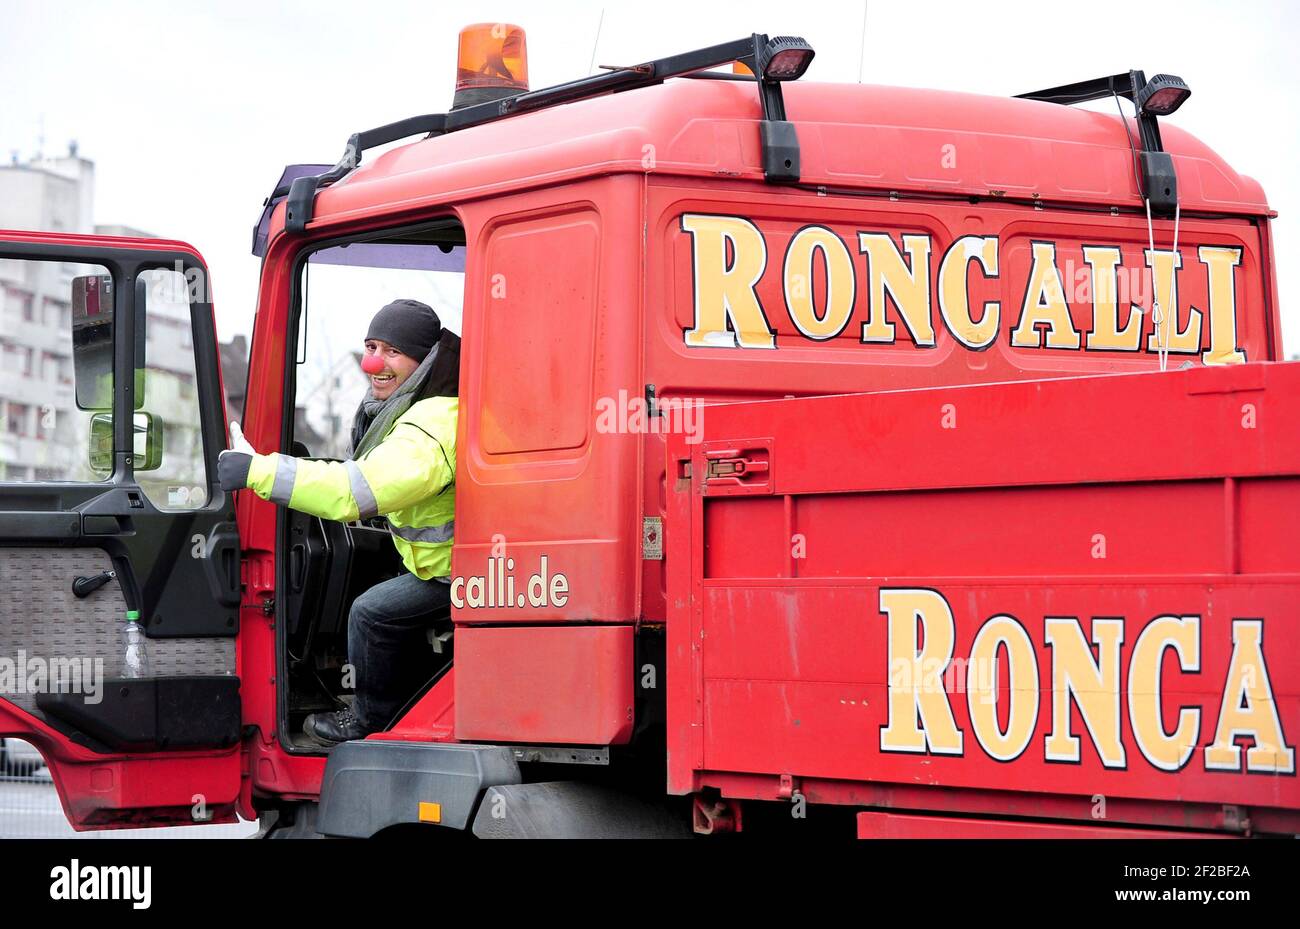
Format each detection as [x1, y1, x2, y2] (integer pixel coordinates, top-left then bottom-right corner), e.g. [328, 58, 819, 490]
[218, 421, 257, 491]
[228, 421, 255, 455]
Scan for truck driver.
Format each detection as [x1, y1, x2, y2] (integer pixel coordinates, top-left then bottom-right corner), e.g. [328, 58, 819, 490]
[218, 298, 459, 745]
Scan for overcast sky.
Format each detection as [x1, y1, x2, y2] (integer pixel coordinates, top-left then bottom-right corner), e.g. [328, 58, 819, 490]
[2, 0, 1296, 350]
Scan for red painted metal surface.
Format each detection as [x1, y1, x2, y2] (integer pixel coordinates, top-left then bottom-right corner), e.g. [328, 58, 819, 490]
[378, 671, 456, 743]
[0, 699, 242, 830]
[311, 80, 1266, 223]
[667, 362, 1300, 832]
[638, 190, 1273, 619]
[454, 625, 635, 744]
[855, 811, 1230, 839]
[449, 181, 643, 628]
[693, 770, 1288, 833]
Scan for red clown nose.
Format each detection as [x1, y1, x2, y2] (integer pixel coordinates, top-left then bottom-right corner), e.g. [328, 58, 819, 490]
[361, 354, 386, 375]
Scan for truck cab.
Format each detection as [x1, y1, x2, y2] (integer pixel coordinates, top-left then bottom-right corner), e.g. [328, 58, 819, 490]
[0, 26, 1295, 837]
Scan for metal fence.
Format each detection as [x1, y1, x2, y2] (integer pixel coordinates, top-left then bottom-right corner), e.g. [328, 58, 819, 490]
[0, 737, 72, 838]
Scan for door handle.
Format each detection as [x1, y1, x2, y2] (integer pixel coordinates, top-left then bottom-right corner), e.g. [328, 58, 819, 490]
[289, 543, 307, 592]
[201, 522, 242, 607]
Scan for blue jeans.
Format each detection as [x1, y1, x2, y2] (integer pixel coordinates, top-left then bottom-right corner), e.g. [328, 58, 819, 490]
[347, 572, 451, 731]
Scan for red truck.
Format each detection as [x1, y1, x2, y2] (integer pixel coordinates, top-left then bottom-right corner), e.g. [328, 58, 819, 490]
[0, 24, 1295, 837]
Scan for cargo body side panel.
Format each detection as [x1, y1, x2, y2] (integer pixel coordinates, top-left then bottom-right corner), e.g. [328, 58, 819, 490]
[666, 363, 1300, 831]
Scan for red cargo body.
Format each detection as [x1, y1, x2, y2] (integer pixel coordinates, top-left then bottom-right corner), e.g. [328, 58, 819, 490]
[666, 362, 1300, 834]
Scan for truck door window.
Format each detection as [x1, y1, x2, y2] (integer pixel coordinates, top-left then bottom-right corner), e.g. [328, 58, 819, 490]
[132, 267, 209, 510]
[0, 256, 111, 483]
[293, 233, 465, 458]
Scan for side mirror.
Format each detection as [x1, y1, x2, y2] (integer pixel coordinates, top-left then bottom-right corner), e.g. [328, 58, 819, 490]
[89, 412, 163, 472]
[70, 273, 146, 410]
[71, 274, 114, 410]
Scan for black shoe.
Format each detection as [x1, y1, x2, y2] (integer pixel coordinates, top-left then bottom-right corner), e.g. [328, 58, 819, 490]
[303, 707, 372, 746]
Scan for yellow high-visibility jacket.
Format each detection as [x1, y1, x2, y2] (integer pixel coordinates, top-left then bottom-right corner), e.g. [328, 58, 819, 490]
[245, 397, 457, 580]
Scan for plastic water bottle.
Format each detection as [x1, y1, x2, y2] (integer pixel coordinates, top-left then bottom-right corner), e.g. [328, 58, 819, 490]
[122, 610, 150, 678]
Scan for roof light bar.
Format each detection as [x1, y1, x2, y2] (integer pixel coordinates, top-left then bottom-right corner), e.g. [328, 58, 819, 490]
[284, 32, 816, 234]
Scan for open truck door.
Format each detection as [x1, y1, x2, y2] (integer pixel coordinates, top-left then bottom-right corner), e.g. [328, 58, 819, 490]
[0, 231, 242, 829]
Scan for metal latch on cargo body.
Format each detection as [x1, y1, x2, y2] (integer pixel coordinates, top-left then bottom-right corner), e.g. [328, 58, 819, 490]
[699, 440, 774, 495]
[706, 454, 766, 480]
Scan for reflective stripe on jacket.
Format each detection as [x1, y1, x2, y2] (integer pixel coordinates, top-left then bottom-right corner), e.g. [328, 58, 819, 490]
[246, 397, 458, 580]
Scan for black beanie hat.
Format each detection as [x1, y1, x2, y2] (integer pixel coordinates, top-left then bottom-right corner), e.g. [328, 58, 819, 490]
[366, 299, 442, 362]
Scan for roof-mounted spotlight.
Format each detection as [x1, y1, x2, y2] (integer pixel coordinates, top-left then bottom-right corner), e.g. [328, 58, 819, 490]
[1136, 73, 1191, 116]
[758, 36, 815, 81]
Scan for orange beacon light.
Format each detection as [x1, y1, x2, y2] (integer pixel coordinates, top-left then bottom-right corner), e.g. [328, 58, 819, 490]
[454, 23, 529, 108]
